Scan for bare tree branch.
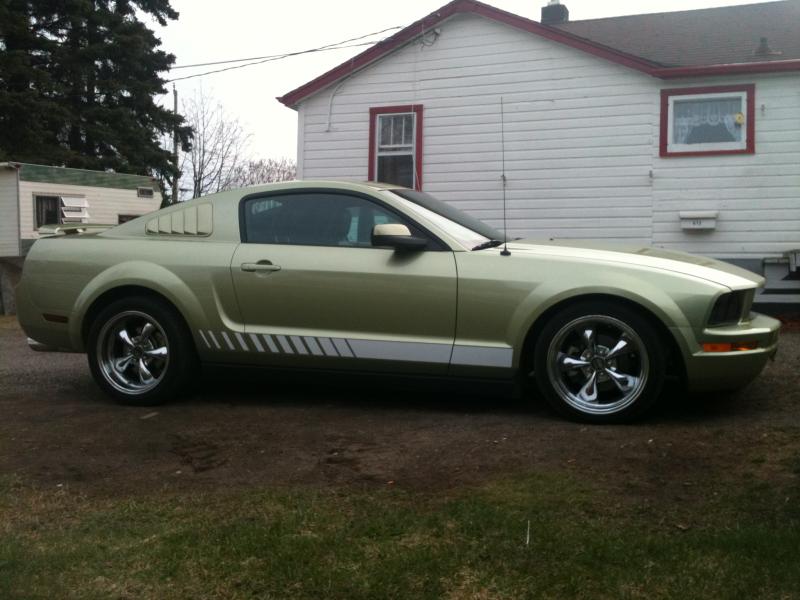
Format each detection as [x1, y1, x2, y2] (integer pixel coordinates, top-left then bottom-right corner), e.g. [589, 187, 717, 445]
[180, 89, 249, 199]
[226, 158, 297, 189]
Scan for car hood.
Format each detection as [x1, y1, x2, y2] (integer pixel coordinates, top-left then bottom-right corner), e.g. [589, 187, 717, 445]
[506, 239, 764, 290]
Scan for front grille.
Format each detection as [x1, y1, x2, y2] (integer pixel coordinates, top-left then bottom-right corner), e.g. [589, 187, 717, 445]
[708, 291, 746, 326]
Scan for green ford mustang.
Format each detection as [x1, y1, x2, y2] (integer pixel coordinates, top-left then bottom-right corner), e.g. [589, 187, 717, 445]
[17, 181, 780, 423]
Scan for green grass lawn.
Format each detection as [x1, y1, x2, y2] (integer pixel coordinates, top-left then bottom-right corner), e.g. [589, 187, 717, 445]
[1, 473, 799, 600]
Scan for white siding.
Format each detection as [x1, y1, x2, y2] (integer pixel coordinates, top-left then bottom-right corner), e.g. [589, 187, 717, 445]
[18, 181, 161, 240]
[652, 73, 800, 259]
[299, 13, 656, 243]
[297, 12, 800, 260]
[0, 169, 20, 257]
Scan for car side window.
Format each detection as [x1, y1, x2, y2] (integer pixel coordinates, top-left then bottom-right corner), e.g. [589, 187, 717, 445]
[243, 192, 428, 248]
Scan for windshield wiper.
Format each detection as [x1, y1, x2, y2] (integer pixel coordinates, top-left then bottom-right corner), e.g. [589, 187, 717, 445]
[471, 239, 504, 251]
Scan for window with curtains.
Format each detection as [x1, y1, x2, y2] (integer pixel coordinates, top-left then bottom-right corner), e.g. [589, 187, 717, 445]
[661, 85, 754, 157]
[35, 196, 60, 228]
[34, 195, 91, 228]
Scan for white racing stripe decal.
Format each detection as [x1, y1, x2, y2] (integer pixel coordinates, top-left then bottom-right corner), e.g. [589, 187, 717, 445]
[196, 329, 513, 368]
[318, 337, 338, 357]
[304, 337, 323, 356]
[347, 339, 451, 364]
[221, 331, 235, 351]
[207, 331, 221, 350]
[290, 336, 309, 355]
[332, 338, 354, 358]
[234, 332, 249, 351]
[198, 330, 211, 349]
[249, 333, 264, 353]
[262, 335, 279, 353]
[276, 335, 294, 354]
[451, 346, 514, 369]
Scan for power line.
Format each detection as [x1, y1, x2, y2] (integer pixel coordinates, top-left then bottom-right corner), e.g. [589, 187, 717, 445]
[167, 40, 382, 83]
[166, 26, 403, 83]
[171, 26, 403, 70]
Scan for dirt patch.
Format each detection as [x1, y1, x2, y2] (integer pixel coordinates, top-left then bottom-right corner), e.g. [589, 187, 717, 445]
[1, 318, 799, 510]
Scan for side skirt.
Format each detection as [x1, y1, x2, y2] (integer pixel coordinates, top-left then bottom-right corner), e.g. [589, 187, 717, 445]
[200, 362, 520, 398]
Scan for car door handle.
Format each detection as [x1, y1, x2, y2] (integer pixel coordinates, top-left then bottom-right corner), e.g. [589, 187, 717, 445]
[241, 261, 281, 273]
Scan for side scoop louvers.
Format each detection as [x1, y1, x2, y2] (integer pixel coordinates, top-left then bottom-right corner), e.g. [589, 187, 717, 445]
[146, 203, 213, 236]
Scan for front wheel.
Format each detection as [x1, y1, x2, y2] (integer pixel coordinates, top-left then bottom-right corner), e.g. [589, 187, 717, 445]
[532, 301, 666, 423]
[87, 296, 197, 406]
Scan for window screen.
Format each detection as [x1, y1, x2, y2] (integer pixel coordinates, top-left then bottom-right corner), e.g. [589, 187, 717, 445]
[376, 113, 415, 189]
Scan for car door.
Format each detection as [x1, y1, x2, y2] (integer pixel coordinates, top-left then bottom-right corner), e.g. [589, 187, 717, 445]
[229, 190, 458, 374]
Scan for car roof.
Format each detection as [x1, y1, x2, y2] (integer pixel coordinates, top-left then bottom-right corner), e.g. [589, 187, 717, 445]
[221, 180, 403, 197]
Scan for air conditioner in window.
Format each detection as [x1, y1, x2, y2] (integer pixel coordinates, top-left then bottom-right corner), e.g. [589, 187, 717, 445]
[60, 197, 90, 223]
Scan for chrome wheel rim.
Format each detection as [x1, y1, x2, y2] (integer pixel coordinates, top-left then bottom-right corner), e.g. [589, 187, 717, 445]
[546, 315, 649, 416]
[97, 311, 170, 395]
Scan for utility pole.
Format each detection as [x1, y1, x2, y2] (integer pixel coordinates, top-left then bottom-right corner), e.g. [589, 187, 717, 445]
[172, 84, 179, 204]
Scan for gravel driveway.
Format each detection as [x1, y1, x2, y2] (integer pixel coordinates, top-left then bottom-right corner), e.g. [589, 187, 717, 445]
[1, 316, 798, 502]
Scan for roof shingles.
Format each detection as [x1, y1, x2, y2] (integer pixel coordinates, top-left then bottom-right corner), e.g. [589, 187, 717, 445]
[279, 0, 800, 108]
[554, 1, 800, 67]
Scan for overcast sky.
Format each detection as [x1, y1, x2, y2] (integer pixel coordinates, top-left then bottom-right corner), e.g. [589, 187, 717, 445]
[155, 0, 779, 161]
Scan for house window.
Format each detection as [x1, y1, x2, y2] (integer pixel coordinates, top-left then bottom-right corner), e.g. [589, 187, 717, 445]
[137, 187, 154, 198]
[660, 85, 755, 157]
[368, 105, 423, 190]
[118, 214, 140, 224]
[34, 195, 90, 228]
[35, 196, 61, 228]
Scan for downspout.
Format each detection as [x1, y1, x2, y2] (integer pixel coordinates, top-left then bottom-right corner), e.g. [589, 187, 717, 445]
[14, 163, 21, 258]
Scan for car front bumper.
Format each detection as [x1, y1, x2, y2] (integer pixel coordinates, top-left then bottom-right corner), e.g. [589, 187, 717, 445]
[684, 312, 781, 392]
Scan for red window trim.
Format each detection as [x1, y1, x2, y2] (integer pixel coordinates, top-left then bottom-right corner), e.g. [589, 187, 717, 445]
[368, 105, 424, 191]
[660, 84, 755, 158]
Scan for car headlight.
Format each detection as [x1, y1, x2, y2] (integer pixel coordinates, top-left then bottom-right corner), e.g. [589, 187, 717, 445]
[708, 290, 749, 326]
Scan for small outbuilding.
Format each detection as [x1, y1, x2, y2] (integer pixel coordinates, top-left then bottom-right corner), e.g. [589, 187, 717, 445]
[0, 162, 162, 313]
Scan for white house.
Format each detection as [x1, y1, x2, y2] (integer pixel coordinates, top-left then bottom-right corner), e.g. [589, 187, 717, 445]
[279, 0, 800, 303]
[0, 162, 162, 313]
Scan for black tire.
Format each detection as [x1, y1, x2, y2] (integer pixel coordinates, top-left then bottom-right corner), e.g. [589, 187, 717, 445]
[87, 295, 198, 406]
[531, 300, 666, 423]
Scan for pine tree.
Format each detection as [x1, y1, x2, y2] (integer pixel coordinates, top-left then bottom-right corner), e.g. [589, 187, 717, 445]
[0, 0, 190, 188]
[0, 0, 69, 165]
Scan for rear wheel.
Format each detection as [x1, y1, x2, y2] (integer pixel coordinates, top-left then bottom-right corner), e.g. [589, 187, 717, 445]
[532, 301, 665, 423]
[87, 296, 197, 406]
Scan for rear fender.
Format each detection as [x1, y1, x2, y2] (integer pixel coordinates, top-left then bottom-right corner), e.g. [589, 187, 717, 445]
[69, 261, 207, 351]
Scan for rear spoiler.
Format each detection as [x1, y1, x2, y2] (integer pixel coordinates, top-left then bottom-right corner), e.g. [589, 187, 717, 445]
[38, 224, 115, 237]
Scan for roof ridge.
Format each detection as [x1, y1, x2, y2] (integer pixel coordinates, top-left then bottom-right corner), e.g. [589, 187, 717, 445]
[278, 0, 800, 108]
[10, 162, 152, 179]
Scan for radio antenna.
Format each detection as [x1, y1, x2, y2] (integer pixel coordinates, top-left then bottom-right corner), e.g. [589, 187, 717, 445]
[500, 96, 511, 256]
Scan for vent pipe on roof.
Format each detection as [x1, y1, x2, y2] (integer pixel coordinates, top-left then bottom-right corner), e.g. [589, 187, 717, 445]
[754, 37, 782, 57]
[541, 1, 569, 25]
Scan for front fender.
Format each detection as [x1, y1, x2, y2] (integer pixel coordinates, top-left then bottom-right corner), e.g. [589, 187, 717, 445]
[507, 272, 726, 368]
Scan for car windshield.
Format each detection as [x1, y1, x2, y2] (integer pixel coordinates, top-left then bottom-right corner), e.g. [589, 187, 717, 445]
[388, 189, 504, 250]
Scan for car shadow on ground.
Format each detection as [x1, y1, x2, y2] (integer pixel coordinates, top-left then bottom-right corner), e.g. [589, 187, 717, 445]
[187, 365, 756, 425]
[193, 365, 537, 415]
